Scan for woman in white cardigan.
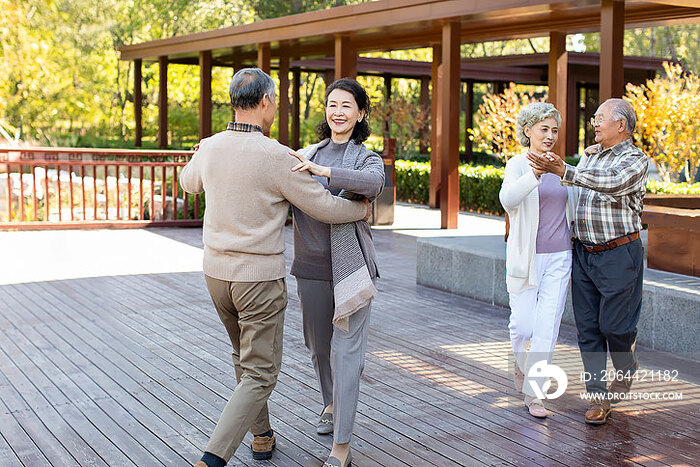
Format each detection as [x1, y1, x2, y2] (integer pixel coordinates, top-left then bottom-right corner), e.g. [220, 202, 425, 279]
[499, 102, 574, 418]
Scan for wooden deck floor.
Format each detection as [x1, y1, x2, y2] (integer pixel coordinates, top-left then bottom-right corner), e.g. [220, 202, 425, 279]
[1, 227, 698, 466]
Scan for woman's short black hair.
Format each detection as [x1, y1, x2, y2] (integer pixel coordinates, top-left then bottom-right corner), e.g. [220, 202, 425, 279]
[316, 78, 371, 144]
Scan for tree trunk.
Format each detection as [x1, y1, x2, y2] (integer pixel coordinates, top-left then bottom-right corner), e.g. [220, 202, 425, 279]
[303, 73, 318, 121]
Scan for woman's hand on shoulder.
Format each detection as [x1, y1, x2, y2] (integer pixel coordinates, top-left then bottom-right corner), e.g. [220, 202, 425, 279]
[583, 143, 601, 157]
[289, 150, 331, 178]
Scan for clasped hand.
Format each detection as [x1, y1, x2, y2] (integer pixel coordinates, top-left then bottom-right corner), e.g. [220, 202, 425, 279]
[288, 151, 371, 222]
[527, 151, 565, 178]
[289, 150, 331, 178]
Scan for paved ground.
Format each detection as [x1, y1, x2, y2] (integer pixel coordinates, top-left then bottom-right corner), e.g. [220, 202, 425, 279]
[0, 206, 698, 466]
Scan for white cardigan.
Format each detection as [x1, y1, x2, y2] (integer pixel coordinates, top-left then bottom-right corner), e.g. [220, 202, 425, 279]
[499, 152, 578, 294]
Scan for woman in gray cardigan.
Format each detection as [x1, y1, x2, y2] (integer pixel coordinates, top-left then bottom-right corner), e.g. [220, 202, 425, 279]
[288, 78, 384, 467]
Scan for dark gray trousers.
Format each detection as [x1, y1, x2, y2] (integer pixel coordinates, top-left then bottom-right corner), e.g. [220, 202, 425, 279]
[572, 238, 644, 395]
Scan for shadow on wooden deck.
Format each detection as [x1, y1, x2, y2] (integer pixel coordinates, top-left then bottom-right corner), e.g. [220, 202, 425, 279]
[0, 227, 698, 466]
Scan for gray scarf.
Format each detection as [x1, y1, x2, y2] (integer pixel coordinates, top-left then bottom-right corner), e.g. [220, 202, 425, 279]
[302, 139, 378, 332]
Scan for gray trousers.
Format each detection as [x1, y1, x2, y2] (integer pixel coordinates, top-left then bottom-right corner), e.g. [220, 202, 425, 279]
[296, 278, 371, 444]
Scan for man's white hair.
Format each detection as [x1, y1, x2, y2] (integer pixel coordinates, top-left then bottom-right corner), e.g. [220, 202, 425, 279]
[604, 98, 636, 134]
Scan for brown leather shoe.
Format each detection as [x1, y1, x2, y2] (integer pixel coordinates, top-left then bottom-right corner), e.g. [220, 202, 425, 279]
[585, 397, 612, 425]
[609, 375, 633, 405]
[193, 462, 206, 467]
[252, 432, 276, 460]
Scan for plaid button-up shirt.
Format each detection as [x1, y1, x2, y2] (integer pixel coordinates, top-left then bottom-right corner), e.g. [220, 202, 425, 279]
[226, 121, 263, 133]
[562, 138, 648, 245]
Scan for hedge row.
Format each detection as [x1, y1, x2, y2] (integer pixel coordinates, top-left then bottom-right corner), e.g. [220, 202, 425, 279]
[394, 160, 700, 216]
[395, 160, 506, 215]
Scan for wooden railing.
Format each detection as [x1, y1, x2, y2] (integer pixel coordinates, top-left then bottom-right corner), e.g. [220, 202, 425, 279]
[0, 147, 202, 230]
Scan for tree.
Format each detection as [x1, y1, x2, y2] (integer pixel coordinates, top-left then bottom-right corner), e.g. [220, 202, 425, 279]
[250, 0, 368, 20]
[581, 25, 700, 74]
[469, 84, 544, 162]
[626, 62, 700, 183]
[373, 95, 429, 157]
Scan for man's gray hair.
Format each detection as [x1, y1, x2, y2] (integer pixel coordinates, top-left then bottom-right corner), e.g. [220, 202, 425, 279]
[229, 68, 276, 110]
[516, 102, 562, 147]
[605, 98, 636, 134]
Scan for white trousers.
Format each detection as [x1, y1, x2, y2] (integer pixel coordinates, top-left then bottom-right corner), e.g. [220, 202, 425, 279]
[508, 250, 572, 397]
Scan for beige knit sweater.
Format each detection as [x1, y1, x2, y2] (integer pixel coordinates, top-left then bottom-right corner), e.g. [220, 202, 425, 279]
[180, 130, 367, 282]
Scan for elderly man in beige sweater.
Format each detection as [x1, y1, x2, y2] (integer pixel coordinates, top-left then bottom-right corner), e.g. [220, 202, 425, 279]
[182, 68, 369, 467]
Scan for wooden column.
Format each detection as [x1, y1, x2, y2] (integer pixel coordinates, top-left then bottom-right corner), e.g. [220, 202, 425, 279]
[429, 44, 442, 208]
[157, 56, 168, 149]
[548, 31, 568, 157]
[134, 59, 142, 147]
[334, 35, 357, 79]
[383, 74, 392, 139]
[324, 69, 335, 89]
[439, 21, 461, 229]
[493, 81, 505, 95]
[420, 76, 430, 154]
[278, 54, 290, 146]
[566, 79, 578, 157]
[257, 43, 271, 73]
[199, 51, 212, 140]
[291, 66, 301, 149]
[584, 84, 598, 147]
[600, 0, 625, 100]
[231, 48, 242, 122]
[257, 43, 271, 136]
[464, 79, 473, 163]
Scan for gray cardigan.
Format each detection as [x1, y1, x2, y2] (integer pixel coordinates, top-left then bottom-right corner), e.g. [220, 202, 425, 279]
[291, 138, 385, 281]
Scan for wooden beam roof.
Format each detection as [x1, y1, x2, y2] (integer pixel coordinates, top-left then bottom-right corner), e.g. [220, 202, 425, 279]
[118, 0, 700, 63]
[166, 52, 669, 81]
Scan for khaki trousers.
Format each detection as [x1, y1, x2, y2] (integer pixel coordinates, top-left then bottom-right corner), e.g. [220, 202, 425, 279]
[204, 275, 287, 461]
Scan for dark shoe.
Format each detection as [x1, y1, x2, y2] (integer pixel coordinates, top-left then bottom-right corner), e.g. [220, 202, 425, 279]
[324, 451, 352, 467]
[608, 375, 633, 405]
[317, 411, 333, 435]
[585, 397, 612, 425]
[252, 431, 276, 460]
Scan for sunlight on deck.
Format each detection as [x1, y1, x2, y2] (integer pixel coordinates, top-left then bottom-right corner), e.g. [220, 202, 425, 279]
[373, 349, 499, 398]
[440, 341, 700, 411]
[0, 229, 203, 285]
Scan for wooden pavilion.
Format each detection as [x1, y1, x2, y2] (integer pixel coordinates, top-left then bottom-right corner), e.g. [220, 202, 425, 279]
[285, 52, 669, 159]
[118, 0, 700, 228]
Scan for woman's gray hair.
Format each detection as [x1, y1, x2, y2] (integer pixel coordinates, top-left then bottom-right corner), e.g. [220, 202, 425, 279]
[229, 68, 276, 110]
[606, 98, 637, 134]
[516, 102, 562, 147]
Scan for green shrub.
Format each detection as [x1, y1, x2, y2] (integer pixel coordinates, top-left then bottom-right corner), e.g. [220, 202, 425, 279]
[395, 160, 506, 215]
[395, 160, 431, 205]
[459, 165, 505, 214]
[397, 150, 503, 166]
[395, 160, 700, 216]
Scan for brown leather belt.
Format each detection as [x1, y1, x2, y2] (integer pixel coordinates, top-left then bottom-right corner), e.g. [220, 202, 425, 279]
[582, 232, 639, 253]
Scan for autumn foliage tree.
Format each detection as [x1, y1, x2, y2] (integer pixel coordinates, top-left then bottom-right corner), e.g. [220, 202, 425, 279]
[373, 94, 429, 157]
[469, 84, 544, 162]
[625, 62, 700, 183]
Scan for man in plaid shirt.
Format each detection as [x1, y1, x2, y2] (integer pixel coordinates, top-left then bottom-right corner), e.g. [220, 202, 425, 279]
[528, 98, 648, 425]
